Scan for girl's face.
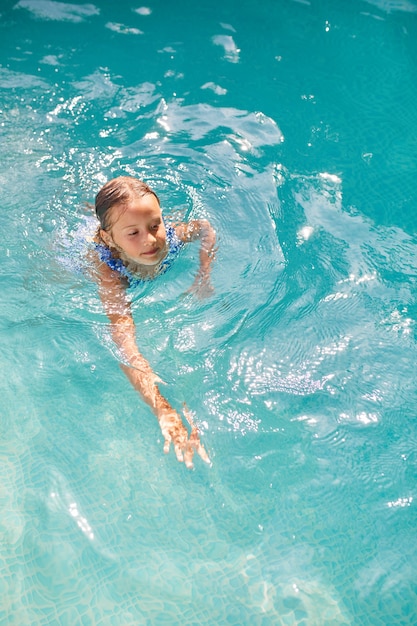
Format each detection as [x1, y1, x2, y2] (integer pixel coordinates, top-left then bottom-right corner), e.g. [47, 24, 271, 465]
[102, 194, 167, 266]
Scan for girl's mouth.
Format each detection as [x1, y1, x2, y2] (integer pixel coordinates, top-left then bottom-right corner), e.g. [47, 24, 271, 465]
[142, 248, 159, 256]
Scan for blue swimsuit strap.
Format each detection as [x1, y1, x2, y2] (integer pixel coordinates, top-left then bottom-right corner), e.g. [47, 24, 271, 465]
[95, 224, 183, 286]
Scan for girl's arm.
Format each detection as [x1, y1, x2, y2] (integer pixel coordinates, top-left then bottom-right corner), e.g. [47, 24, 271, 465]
[175, 219, 216, 298]
[96, 261, 210, 468]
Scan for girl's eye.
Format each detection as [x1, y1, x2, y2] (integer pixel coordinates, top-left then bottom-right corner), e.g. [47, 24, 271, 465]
[151, 224, 159, 231]
[128, 231, 138, 237]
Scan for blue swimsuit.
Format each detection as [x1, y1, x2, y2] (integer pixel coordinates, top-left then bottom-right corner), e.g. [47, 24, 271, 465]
[95, 225, 183, 288]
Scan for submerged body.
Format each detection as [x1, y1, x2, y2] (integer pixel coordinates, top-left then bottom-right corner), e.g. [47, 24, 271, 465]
[92, 176, 216, 468]
[95, 223, 183, 287]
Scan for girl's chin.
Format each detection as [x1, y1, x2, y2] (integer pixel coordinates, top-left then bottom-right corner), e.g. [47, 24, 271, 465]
[138, 258, 160, 266]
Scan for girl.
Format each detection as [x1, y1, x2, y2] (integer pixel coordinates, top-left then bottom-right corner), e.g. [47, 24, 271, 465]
[93, 176, 216, 469]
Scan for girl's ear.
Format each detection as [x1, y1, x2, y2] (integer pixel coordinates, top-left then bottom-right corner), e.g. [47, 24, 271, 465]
[99, 229, 113, 247]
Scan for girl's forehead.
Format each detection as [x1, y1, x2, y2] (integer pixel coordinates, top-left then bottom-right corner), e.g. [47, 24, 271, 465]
[109, 196, 162, 228]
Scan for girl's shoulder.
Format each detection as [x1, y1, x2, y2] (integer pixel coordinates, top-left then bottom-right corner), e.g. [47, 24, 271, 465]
[94, 241, 132, 280]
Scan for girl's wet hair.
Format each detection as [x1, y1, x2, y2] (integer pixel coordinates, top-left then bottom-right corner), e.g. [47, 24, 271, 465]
[95, 176, 160, 231]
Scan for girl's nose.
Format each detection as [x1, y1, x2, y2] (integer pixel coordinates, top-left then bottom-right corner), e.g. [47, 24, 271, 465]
[145, 230, 157, 244]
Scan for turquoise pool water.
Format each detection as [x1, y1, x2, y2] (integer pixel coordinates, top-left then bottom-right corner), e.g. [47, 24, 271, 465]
[2, 0, 417, 623]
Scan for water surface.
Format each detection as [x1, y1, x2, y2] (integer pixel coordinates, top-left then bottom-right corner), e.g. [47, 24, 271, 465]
[1, 0, 417, 624]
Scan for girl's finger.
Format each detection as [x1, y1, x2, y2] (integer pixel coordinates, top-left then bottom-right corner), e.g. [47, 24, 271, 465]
[197, 442, 211, 465]
[183, 445, 194, 469]
[182, 403, 195, 428]
[174, 444, 184, 464]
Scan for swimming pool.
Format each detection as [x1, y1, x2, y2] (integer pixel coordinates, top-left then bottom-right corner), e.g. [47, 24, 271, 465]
[2, 0, 417, 623]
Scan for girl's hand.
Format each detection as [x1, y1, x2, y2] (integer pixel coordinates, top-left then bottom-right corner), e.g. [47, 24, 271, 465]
[157, 406, 211, 469]
[187, 271, 214, 300]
